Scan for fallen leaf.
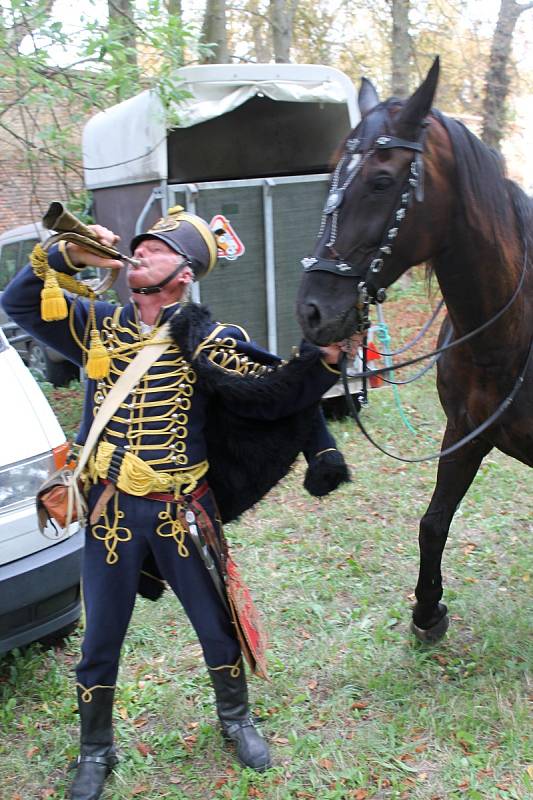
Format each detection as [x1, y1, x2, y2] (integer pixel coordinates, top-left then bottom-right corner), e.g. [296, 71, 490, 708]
[133, 717, 148, 728]
[319, 758, 334, 770]
[26, 746, 40, 758]
[273, 736, 289, 745]
[352, 791, 368, 800]
[131, 786, 149, 796]
[351, 701, 369, 710]
[135, 742, 154, 757]
[307, 680, 318, 690]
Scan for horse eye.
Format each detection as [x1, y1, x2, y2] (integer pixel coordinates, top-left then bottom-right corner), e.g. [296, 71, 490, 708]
[372, 175, 394, 191]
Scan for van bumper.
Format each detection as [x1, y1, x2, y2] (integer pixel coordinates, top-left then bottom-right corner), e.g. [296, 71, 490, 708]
[0, 529, 84, 654]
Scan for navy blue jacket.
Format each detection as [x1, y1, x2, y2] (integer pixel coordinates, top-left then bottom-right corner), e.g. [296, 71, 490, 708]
[2, 247, 343, 521]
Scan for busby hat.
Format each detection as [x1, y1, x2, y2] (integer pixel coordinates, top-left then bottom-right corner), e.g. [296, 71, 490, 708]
[130, 205, 217, 280]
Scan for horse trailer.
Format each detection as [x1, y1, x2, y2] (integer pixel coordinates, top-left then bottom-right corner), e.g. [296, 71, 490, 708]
[82, 63, 363, 397]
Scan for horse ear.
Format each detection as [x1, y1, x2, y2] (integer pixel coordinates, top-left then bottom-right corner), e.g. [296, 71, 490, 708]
[396, 56, 440, 136]
[358, 77, 380, 117]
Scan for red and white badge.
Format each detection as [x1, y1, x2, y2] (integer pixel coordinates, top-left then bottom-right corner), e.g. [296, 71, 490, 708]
[209, 215, 245, 261]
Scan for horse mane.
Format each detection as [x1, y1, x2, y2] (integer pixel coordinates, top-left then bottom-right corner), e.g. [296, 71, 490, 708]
[432, 109, 532, 267]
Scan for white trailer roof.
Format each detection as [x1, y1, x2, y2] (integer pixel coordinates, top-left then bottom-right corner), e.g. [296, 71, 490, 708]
[82, 64, 358, 189]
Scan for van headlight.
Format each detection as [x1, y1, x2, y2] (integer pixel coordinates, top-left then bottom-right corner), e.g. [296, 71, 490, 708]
[0, 452, 57, 512]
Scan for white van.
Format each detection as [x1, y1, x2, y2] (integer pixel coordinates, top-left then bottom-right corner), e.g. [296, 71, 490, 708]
[0, 327, 83, 653]
[0, 223, 80, 386]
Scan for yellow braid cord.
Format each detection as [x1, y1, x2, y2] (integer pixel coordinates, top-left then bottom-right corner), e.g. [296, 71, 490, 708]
[30, 241, 97, 300]
[40, 268, 68, 321]
[86, 328, 110, 379]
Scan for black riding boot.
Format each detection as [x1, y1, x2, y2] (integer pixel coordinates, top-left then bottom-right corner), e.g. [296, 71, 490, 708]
[70, 686, 118, 800]
[208, 661, 271, 771]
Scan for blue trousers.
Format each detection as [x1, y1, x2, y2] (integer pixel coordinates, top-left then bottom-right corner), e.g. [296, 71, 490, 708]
[77, 484, 241, 688]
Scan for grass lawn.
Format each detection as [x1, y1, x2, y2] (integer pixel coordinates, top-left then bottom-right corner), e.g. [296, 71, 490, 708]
[1, 282, 531, 799]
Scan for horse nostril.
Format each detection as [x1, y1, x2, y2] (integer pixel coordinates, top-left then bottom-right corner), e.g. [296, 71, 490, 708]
[303, 303, 321, 330]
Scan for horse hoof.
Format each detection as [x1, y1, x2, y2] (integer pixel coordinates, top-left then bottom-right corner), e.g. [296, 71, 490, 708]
[410, 613, 449, 644]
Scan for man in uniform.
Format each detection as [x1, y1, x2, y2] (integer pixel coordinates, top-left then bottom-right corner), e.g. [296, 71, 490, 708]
[2, 206, 349, 799]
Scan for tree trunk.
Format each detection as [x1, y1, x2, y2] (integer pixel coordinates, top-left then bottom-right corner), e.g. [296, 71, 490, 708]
[391, 0, 411, 97]
[248, 0, 272, 62]
[481, 0, 533, 151]
[201, 0, 230, 64]
[107, 0, 138, 88]
[167, 0, 182, 19]
[270, 0, 299, 63]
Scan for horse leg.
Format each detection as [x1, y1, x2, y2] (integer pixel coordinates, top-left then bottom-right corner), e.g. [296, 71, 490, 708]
[411, 427, 492, 643]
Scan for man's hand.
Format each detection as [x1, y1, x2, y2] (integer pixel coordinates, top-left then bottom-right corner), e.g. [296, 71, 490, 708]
[320, 335, 361, 365]
[65, 225, 123, 269]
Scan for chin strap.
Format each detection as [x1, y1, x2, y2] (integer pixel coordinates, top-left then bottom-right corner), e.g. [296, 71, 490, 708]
[131, 261, 188, 295]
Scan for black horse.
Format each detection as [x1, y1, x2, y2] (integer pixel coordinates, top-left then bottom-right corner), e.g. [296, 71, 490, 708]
[297, 57, 532, 642]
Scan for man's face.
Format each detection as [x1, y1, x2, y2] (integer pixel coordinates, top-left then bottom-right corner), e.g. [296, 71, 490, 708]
[129, 237, 190, 294]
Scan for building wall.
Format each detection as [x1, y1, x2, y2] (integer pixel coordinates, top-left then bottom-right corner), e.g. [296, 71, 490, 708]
[0, 95, 84, 234]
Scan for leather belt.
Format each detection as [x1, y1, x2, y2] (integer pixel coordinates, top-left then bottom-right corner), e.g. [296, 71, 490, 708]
[100, 478, 209, 504]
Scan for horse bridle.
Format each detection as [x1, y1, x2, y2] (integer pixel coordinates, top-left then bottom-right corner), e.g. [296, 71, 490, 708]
[301, 131, 426, 331]
[301, 124, 532, 462]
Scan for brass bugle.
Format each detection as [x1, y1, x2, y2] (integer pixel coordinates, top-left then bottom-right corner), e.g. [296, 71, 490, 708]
[43, 201, 98, 240]
[41, 202, 137, 294]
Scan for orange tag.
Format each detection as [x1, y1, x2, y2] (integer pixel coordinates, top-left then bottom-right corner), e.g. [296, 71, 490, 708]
[209, 215, 245, 261]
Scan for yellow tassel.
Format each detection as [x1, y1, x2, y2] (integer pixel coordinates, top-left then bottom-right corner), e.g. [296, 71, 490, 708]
[41, 269, 68, 321]
[86, 329, 110, 379]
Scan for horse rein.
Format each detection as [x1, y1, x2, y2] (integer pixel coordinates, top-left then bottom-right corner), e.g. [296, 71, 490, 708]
[341, 332, 533, 463]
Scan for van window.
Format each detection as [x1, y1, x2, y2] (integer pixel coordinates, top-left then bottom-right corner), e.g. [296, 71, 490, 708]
[19, 237, 40, 266]
[0, 242, 20, 290]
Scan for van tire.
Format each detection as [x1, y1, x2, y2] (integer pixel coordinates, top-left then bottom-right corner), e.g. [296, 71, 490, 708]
[28, 342, 79, 386]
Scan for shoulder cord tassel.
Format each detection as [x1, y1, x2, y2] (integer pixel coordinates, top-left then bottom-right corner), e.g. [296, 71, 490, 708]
[31, 242, 97, 322]
[30, 243, 110, 379]
[40, 267, 68, 321]
[86, 302, 110, 380]
[30, 243, 67, 321]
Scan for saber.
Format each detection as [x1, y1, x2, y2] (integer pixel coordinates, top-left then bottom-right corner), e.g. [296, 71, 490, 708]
[185, 509, 230, 614]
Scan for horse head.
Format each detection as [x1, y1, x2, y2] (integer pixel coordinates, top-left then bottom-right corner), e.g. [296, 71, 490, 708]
[297, 57, 455, 345]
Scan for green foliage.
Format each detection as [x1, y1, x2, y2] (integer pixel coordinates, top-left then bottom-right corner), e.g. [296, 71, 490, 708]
[0, 0, 209, 207]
